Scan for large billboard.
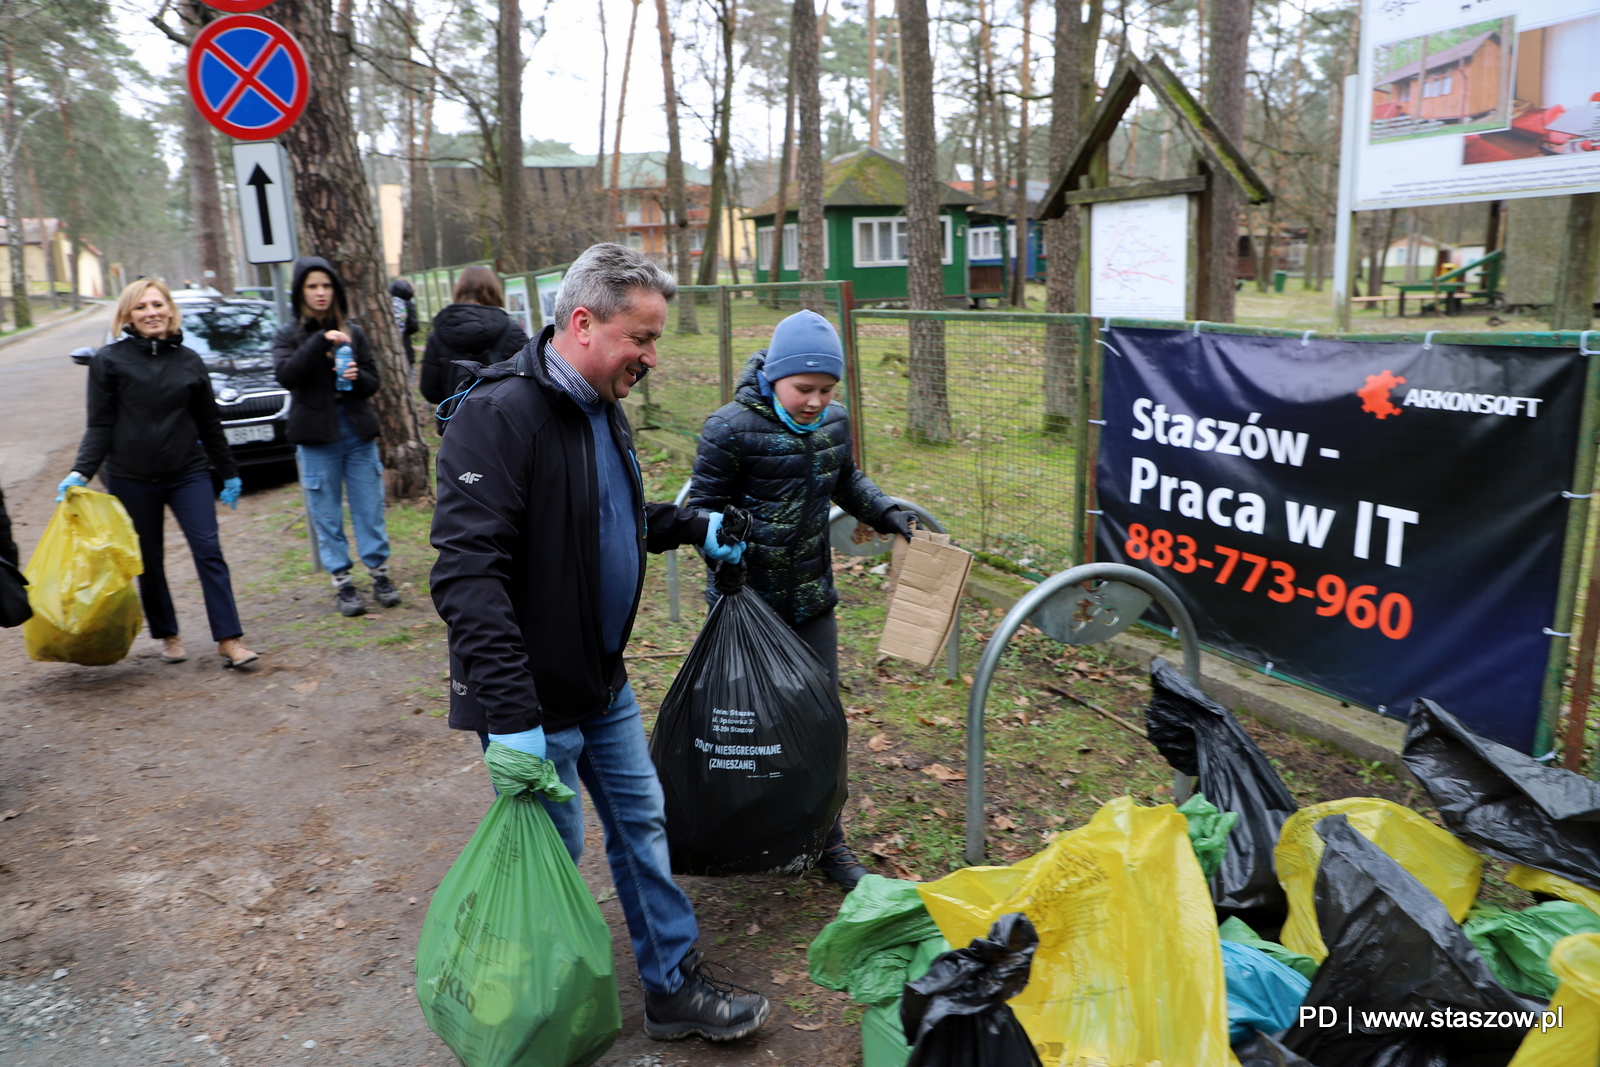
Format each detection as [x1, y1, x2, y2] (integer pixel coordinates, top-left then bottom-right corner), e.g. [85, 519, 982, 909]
[1356, 0, 1600, 209]
[1094, 326, 1585, 753]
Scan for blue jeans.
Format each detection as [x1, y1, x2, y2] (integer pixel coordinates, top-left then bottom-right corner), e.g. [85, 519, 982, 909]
[107, 469, 242, 642]
[479, 684, 698, 994]
[296, 409, 390, 575]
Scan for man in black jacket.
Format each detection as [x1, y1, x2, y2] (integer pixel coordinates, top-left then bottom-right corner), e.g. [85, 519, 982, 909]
[430, 243, 768, 1043]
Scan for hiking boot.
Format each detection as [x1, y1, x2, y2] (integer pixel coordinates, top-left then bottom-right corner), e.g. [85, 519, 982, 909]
[335, 582, 367, 617]
[643, 950, 770, 1042]
[217, 638, 259, 668]
[818, 818, 867, 891]
[371, 574, 401, 608]
[160, 636, 187, 663]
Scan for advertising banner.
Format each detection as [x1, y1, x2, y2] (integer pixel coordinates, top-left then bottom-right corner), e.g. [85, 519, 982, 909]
[1094, 326, 1585, 751]
[1356, 0, 1600, 209]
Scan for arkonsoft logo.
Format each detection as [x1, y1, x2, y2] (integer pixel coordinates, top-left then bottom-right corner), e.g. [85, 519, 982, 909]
[1357, 370, 1544, 419]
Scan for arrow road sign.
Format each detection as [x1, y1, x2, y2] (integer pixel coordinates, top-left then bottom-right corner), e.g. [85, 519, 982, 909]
[232, 141, 297, 264]
[187, 14, 309, 141]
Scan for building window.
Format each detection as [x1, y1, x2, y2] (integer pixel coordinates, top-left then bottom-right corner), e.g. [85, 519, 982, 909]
[623, 196, 642, 225]
[626, 232, 644, 251]
[854, 216, 952, 267]
[689, 228, 706, 252]
[756, 222, 826, 272]
[969, 226, 1001, 261]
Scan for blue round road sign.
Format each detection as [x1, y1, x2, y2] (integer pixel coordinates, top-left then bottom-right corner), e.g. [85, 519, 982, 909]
[186, 15, 309, 140]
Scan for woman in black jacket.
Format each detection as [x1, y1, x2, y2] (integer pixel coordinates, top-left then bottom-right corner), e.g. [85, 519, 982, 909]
[418, 265, 530, 432]
[58, 278, 257, 668]
[272, 256, 397, 619]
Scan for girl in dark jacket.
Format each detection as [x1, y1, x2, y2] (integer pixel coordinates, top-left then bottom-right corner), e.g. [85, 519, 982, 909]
[689, 309, 915, 890]
[272, 256, 398, 619]
[418, 265, 530, 431]
[58, 278, 257, 668]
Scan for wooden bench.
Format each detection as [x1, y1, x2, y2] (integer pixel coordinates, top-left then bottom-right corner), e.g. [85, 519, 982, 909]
[1349, 295, 1399, 315]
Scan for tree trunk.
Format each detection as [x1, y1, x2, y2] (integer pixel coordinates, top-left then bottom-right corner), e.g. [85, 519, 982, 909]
[54, 96, 81, 311]
[696, 0, 736, 286]
[1, 46, 29, 329]
[867, 0, 881, 148]
[1552, 194, 1600, 331]
[766, 41, 797, 301]
[1010, 0, 1032, 308]
[793, 0, 825, 291]
[275, 0, 430, 501]
[610, 0, 641, 238]
[1040, 0, 1086, 433]
[498, 0, 527, 272]
[1204, 0, 1249, 322]
[899, 0, 950, 444]
[654, 0, 697, 329]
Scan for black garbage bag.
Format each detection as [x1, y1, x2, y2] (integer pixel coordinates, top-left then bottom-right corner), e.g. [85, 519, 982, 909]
[1403, 699, 1600, 892]
[1145, 658, 1299, 930]
[901, 913, 1044, 1067]
[1282, 815, 1544, 1067]
[648, 563, 848, 875]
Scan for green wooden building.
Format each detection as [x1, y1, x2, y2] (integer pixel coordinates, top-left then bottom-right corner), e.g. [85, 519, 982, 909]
[745, 148, 979, 302]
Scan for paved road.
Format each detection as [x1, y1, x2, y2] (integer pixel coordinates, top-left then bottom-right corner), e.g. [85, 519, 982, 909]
[0, 310, 107, 504]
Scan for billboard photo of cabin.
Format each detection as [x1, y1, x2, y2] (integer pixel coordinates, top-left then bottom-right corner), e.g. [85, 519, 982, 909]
[1463, 13, 1600, 165]
[1370, 17, 1515, 144]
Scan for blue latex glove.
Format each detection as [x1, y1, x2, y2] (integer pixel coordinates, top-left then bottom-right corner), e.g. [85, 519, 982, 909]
[487, 726, 547, 760]
[702, 512, 746, 564]
[55, 472, 87, 502]
[220, 477, 243, 510]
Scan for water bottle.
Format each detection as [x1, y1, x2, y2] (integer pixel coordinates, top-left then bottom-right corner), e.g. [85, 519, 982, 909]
[334, 343, 354, 391]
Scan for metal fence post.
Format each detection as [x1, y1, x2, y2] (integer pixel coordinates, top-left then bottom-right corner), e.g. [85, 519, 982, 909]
[839, 281, 866, 472]
[718, 285, 734, 405]
[963, 564, 1200, 866]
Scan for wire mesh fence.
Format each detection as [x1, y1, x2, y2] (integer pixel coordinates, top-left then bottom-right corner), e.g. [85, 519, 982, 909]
[643, 282, 857, 443]
[847, 310, 1090, 578]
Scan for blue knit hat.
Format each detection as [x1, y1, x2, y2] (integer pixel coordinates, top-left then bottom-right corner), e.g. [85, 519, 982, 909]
[763, 310, 844, 382]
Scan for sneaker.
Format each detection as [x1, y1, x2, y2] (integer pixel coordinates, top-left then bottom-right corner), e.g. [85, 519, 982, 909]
[160, 636, 187, 663]
[335, 583, 367, 617]
[371, 574, 401, 608]
[643, 950, 770, 1042]
[818, 819, 867, 891]
[217, 638, 259, 668]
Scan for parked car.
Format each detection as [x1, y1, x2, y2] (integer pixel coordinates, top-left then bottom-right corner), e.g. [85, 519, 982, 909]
[69, 297, 294, 469]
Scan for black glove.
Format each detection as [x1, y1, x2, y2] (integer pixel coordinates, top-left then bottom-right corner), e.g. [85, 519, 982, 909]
[882, 506, 917, 542]
[712, 559, 747, 594]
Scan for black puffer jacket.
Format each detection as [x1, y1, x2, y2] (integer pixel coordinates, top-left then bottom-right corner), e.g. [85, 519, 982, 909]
[418, 303, 529, 415]
[690, 352, 898, 626]
[72, 328, 239, 483]
[271, 256, 381, 446]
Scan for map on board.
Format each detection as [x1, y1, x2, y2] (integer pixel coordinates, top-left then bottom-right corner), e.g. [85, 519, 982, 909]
[1089, 195, 1189, 321]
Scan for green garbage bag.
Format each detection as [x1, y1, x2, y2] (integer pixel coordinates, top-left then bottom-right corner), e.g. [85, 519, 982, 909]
[860, 937, 951, 1067]
[416, 744, 621, 1067]
[1464, 902, 1600, 1000]
[1219, 916, 1318, 981]
[1179, 793, 1239, 882]
[809, 875, 942, 1005]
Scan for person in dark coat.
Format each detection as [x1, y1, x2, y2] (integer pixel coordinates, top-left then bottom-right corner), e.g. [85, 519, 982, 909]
[689, 310, 915, 890]
[417, 265, 529, 433]
[430, 242, 768, 1044]
[0, 485, 15, 569]
[58, 278, 257, 668]
[272, 255, 398, 619]
[388, 278, 420, 368]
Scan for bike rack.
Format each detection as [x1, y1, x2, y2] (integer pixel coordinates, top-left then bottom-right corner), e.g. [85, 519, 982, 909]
[962, 563, 1200, 865]
[828, 496, 959, 680]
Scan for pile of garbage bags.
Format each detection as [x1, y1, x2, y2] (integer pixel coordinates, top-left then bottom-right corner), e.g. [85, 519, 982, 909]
[805, 662, 1600, 1067]
[23, 488, 143, 665]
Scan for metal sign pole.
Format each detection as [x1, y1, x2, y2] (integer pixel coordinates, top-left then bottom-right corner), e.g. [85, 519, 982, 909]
[1332, 74, 1359, 332]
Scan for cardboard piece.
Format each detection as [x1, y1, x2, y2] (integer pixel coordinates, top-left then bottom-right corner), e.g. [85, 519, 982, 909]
[879, 530, 973, 668]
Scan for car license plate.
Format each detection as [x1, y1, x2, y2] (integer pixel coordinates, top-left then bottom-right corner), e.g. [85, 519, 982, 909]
[225, 424, 275, 445]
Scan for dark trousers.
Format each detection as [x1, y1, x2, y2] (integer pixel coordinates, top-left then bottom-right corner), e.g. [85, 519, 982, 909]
[106, 469, 243, 642]
[790, 608, 839, 692]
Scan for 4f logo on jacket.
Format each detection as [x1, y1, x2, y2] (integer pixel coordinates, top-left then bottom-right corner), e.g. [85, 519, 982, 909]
[457, 471, 483, 484]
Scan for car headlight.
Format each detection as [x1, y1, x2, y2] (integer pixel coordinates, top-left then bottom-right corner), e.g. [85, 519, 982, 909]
[218, 387, 240, 402]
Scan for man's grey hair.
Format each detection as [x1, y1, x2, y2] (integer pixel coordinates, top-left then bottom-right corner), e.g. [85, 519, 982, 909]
[552, 243, 677, 331]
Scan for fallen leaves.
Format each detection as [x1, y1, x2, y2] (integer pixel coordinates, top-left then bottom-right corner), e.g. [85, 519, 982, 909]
[746, 922, 761, 936]
[792, 1021, 826, 1031]
[866, 734, 891, 752]
[771, 972, 792, 986]
[991, 815, 1018, 831]
[920, 763, 966, 782]
[289, 681, 319, 694]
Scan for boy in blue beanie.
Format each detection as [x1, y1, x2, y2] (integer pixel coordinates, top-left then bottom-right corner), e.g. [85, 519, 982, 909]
[689, 309, 915, 890]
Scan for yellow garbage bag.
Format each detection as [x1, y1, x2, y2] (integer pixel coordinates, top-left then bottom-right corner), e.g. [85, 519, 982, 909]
[1276, 797, 1481, 962]
[918, 796, 1235, 1067]
[1508, 865, 1600, 919]
[22, 488, 144, 666]
[1507, 933, 1600, 1067]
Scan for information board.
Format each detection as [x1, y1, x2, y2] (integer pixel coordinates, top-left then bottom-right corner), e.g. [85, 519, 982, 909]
[1089, 195, 1189, 322]
[1355, 0, 1600, 209]
[1094, 326, 1585, 752]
